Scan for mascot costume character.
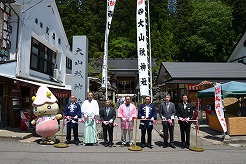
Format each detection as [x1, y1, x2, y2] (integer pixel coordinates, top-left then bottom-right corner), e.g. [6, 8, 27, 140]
[31, 85, 62, 144]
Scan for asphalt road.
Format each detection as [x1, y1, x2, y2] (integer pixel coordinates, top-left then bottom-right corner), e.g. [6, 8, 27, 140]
[1, 118, 246, 164]
[0, 138, 246, 164]
[0, 117, 246, 164]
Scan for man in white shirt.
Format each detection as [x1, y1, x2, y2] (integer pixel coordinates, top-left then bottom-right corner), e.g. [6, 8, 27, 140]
[138, 96, 157, 149]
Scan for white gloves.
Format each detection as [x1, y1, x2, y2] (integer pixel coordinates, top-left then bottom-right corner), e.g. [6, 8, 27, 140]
[168, 119, 173, 125]
[141, 116, 146, 119]
[171, 115, 174, 120]
[122, 118, 127, 121]
[109, 119, 113, 123]
[103, 121, 109, 125]
[84, 114, 88, 118]
[128, 117, 132, 121]
[74, 115, 78, 119]
[179, 117, 183, 121]
[151, 117, 154, 120]
[162, 116, 166, 120]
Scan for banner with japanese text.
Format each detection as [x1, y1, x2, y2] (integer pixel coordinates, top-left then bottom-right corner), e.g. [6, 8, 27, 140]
[137, 0, 149, 96]
[102, 0, 117, 88]
[214, 83, 227, 132]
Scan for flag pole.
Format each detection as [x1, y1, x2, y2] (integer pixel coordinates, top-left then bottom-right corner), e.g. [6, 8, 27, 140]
[189, 120, 204, 152]
[54, 117, 69, 148]
[105, 0, 109, 100]
[147, 0, 153, 101]
[128, 119, 142, 151]
[103, 0, 117, 100]
[103, 0, 109, 100]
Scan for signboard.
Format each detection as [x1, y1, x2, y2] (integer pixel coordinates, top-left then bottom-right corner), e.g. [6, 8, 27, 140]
[72, 36, 88, 105]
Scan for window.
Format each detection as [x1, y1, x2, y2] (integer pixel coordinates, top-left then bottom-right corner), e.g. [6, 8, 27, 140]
[66, 57, 72, 70]
[30, 37, 57, 76]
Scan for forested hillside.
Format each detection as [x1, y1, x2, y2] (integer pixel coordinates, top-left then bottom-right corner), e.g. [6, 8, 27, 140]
[56, 0, 246, 66]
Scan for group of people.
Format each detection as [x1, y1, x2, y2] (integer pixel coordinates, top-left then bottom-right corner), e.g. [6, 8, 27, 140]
[64, 92, 99, 146]
[63, 92, 194, 149]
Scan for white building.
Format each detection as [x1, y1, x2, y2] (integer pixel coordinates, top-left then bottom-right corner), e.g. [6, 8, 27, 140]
[0, 0, 72, 128]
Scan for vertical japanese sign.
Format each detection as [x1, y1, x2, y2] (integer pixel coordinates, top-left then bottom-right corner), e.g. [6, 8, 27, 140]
[72, 36, 88, 105]
[214, 83, 227, 132]
[137, 0, 149, 96]
[102, 0, 117, 90]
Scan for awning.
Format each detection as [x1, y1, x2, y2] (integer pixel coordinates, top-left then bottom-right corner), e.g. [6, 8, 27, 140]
[198, 81, 246, 98]
[15, 77, 71, 90]
[0, 73, 71, 90]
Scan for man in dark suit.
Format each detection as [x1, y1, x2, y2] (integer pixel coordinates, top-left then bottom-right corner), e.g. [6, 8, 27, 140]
[176, 94, 194, 149]
[160, 94, 176, 148]
[100, 99, 116, 147]
[138, 96, 157, 149]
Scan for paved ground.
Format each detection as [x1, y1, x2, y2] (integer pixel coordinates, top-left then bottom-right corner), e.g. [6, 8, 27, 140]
[1, 117, 246, 148]
[1, 118, 246, 164]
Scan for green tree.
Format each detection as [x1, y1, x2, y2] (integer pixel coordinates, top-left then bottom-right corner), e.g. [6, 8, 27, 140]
[149, 0, 178, 64]
[173, 0, 233, 62]
[108, 37, 136, 58]
[222, 0, 246, 38]
[56, 0, 235, 64]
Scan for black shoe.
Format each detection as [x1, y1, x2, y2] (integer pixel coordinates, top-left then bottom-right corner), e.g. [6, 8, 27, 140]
[109, 143, 112, 148]
[75, 141, 79, 146]
[104, 143, 109, 147]
[148, 145, 153, 149]
[170, 144, 176, 149]
[185, 145, 190, 149]
[65, 140, 71, 144]
[163, 144, 168, 148]
[141, 144, 145, 148]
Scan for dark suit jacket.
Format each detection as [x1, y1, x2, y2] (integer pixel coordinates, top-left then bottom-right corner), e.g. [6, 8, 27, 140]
[176, 102, 193, 124]
[100, 106, 116, 127]
[159, 102, 176, 125]
[138, 103, 157, 129]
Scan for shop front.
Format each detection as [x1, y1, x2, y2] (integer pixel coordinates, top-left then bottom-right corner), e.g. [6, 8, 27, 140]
[198, 81, 246, 135]
[0, 76, 71, 129]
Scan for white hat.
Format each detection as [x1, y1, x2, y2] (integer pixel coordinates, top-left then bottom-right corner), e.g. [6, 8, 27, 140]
[33, 85, 57, 106]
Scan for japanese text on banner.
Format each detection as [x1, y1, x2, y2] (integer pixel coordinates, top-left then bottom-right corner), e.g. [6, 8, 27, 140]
[137, 0, 149, 96]
[214, 83, 227, 132]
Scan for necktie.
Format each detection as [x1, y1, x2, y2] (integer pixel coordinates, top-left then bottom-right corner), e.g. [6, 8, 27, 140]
[166, 102, 169, 110]
[106, 108, 109, 116]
